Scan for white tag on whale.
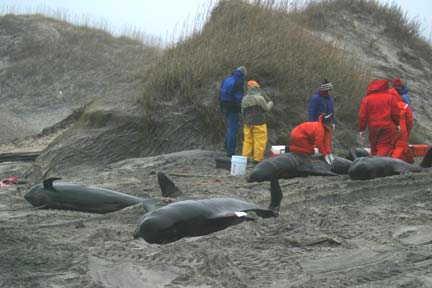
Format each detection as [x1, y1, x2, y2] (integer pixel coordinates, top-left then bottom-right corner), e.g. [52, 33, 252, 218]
[234, 211, 248, 218]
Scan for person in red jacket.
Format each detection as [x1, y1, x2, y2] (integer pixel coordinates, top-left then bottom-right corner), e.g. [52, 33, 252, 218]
[358, 79, 401, 156]
[289, 113, 334, 164]
[391, 101, 414, 163]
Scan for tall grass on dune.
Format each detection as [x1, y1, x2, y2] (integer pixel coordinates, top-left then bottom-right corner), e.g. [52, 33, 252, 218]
[143, 0, 369, 146]
[0, 3, 161, 46]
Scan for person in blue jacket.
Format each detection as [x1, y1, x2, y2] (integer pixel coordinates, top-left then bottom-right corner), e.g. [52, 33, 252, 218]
[392, 78, 411, 105]
[392, 77, 415, 118]
[307, 79, 335, 127]
[219, 66, 247, 157]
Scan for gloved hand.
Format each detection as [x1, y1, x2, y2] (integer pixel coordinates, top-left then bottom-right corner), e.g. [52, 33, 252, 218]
[332, 123, 336, 131]
[268, 101, 274, 110]
[358, 131, 365, 146]
[324, 154, 335, 165]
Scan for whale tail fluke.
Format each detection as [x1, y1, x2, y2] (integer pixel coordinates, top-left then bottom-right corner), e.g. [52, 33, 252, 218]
[420, 146, 432, 168]
[157, 172, 183, 198]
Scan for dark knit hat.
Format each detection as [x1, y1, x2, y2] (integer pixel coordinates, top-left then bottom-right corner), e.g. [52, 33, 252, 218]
[319, 79, 333, 91]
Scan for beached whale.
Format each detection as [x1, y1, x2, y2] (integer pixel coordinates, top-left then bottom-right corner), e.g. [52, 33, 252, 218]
[24, 176, 176, 214]
[348, 146, 432, 180]
[247, 153, 351, 182]
[134, 197, 276, 244]
[246, 152, 352, 211]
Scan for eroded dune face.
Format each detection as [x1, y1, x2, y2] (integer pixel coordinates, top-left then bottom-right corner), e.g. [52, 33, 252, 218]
[0, 14, 158, 146]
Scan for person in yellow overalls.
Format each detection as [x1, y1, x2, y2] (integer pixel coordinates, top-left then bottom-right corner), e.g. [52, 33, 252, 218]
[241, 80, 274, 163]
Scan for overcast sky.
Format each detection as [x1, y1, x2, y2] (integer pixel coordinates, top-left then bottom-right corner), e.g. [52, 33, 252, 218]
[1, 0, 431, 43]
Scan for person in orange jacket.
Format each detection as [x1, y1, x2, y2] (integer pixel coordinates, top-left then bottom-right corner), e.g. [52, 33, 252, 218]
[358, 79, 400, 156]
[391, 101, 414, 163]
[289, 113, 334, 164]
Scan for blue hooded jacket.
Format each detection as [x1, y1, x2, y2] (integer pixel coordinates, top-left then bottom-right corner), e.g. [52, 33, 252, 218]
[219, 68, 245, 104]
[308, 91, 335, 122]
[398, 86, 411, 105]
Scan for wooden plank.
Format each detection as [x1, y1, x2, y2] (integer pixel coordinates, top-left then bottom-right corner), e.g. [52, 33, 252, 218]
[0, 151, 41, 162]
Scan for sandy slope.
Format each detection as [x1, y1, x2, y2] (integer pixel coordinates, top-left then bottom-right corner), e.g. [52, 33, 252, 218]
[1, 150, 432, 288]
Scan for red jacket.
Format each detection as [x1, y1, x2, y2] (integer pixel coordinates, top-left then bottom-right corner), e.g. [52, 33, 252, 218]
[289, 121, 332, 156]
[389, 87, 414, 131]
[358, 79, 400, 131]
[388, 87, 403, 102]
[398, 102, 413, 133]
[392, 102, 414, 163]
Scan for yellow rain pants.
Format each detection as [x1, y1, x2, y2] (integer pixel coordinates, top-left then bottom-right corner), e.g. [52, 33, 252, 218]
[242, 123, 268, 162]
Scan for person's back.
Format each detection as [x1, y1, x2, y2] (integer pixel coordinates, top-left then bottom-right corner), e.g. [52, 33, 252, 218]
[219, 66, 247, 157]
[392, 102, 414, 163]
[358, 79, 400, 156]
[241, 80, 273, 162]
[359, 80, 399, 130]
[220, 67, 246, 112]
[289, 117, 332, 157]
[241, 86, 273, 126]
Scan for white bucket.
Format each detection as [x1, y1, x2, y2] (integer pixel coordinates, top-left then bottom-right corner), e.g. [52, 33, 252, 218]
[270, 145, 286, 157]
[230, 155, 247, 176]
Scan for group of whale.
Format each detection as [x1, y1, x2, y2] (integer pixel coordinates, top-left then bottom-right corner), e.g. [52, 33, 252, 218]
[24, 147, 432, 244]
[24, 173, 276, 244]
[247, 147, 432, 210]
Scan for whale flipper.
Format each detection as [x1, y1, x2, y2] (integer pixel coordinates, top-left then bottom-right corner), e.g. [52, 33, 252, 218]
[43, 177, 62, 190]
[157, 172, 183, 198]
[206, 212, 255, 231]
[298, 162, 338, 176]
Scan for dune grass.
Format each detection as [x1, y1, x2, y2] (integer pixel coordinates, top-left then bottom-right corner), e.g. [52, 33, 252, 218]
[142, 0, 370, 147]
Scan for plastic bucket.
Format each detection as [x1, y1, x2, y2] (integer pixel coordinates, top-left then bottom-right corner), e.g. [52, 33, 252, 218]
[230, 156, 247, 176]
[270, 145, 286, 157]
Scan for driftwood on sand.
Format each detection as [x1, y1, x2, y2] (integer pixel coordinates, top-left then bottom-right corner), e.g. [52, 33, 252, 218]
[0, 151, 41, 163]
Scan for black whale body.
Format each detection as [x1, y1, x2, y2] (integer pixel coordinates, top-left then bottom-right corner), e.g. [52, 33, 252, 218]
[247, 152, 352, 183]
[24, 178, 158, 214]
[134, 198, 276, 244]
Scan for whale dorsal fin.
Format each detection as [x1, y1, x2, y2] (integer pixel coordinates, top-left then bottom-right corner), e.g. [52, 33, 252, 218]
[157, 172, 183, 198]
[43, 177, 62, 190]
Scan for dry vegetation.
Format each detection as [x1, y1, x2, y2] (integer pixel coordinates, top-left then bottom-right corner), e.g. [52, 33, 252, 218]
[142, 0, 370, 148]
[139, 0, 431, 150]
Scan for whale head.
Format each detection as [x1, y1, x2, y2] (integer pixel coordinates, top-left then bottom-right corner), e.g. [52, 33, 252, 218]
[134, 214, 183, 244]
[24, 183, 50, 207]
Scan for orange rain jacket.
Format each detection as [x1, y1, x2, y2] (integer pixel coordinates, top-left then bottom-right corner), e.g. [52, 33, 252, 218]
[358, 79, 401, 156]
[392, 102, 414, 163]
[289, 116, 332, 156]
